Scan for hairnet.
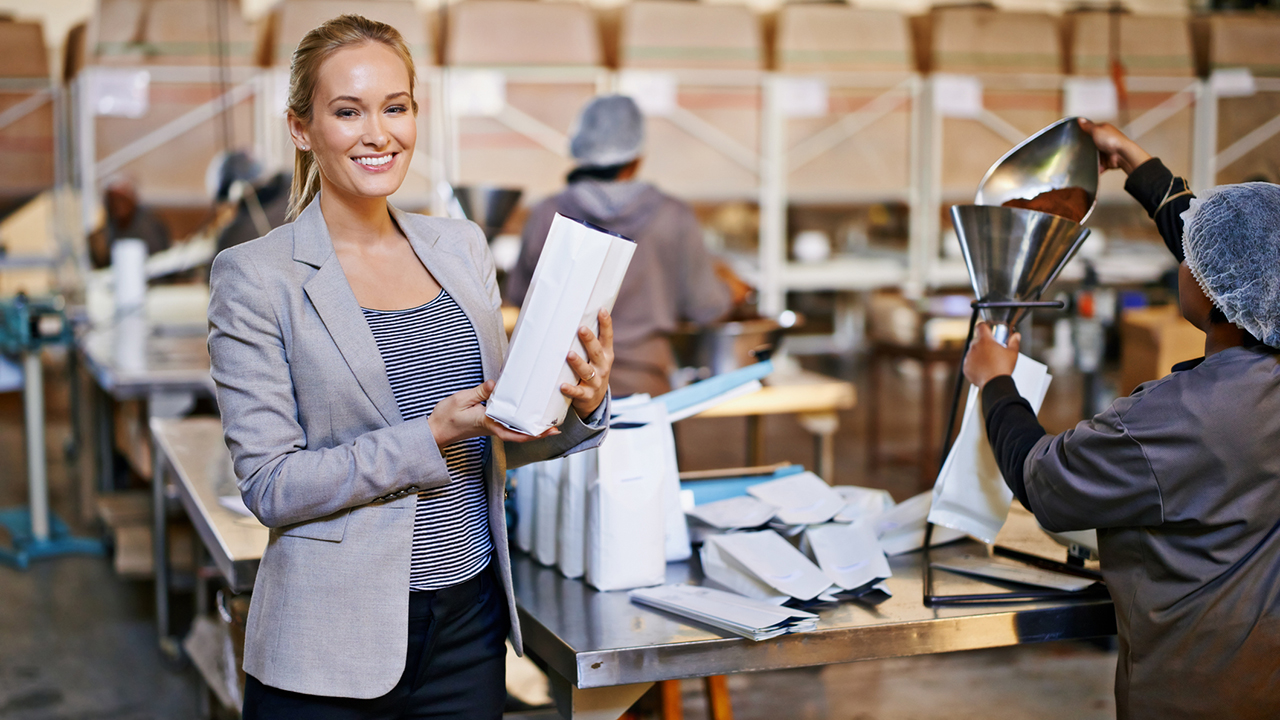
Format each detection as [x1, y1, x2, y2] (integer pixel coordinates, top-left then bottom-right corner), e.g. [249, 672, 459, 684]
[1180, 182, 1280, 347]
[569, 95, 644, 168]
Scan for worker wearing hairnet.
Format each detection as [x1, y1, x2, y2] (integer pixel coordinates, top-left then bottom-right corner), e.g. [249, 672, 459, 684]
[506, 95, 749, 397]
[964, 119, 1280, 718]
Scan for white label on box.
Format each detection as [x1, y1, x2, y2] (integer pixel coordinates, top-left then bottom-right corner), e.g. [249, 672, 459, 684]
[1064, 77, 1118, 121]
[90, 68, 150, 118]
[1211, 68, 1257, 98]
[933, 74, 983, 119]
[450, 69, 506, 117]
[618, 70, 678, 117]
[776, 77, 828, 118]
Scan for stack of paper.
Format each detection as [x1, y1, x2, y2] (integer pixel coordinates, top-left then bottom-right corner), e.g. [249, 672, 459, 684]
[702, 530, 833, 602]
[630, 584, 819, 641]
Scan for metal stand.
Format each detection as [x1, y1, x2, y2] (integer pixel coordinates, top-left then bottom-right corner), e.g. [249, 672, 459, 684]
[0, 297, 103, 569]
[920, 299, 1105, 606]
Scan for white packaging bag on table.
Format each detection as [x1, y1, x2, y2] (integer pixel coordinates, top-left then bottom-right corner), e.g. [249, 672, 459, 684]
[746, 471, 845, 526]
[709, 530, 833, 601]
[928, 353, 1051, 544]
[557, 448, 595, 579]
[487, 214, 635, 435]
[804, 520, 892, 592]
[532, 458, 564, 567]
[511, 465, 537, 553]
[585, 423, 666, 591]
[613, 400, 692, 562]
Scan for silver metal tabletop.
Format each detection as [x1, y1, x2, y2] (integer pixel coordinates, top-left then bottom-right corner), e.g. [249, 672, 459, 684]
[512, 543, 1114, 691]
[151, 417, 266, 593]
[78, 322, 214, 399]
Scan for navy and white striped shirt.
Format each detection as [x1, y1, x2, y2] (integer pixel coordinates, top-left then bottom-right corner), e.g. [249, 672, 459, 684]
[362, 290, 492, 591]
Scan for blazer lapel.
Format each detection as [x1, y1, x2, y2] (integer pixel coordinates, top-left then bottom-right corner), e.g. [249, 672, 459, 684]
[392, 206, 504, 384]
[294, 200, 403, 427]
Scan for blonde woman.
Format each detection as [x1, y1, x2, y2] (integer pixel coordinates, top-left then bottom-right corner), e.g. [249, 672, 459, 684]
[207, 15, 612, 717]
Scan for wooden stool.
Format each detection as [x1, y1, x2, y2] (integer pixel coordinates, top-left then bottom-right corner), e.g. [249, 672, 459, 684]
[622, 676, 733, 720]
[865, 341, 964, 491]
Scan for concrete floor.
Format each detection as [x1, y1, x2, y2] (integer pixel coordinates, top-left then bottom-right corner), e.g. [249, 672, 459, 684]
[0, 352, 1118, 719]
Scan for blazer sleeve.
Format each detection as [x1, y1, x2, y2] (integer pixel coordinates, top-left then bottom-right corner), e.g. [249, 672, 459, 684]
[208, 247, 451, 529]
[459, 219, 611, 468]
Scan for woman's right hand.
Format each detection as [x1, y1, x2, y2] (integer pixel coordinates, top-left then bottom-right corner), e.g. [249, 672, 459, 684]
[1078, 118, 1152, 175]
[428, 380, 557, 448]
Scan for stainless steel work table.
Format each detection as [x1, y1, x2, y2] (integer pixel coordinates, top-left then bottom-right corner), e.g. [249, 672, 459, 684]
[78, 323, 215, 657]
[151, 417, 1115, 720]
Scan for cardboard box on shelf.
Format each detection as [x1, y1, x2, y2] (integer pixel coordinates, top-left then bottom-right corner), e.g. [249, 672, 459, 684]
[1203, 12, 1280, 77]
[1068, 12, 1195, 199]
[924, 7, 1062, 76]
[773, 6, 914, 197]
[0, 20, 54, 201]
[91, 0, 255, 66]
[1118, 305, 1204, 396]
[773, 5, 916, 73]
[1068, 12, 1194, 78]
[942, 93, 1062, 194]
[775, 5, 913, 74]
[620, 1, 761, 71]
[1199, 13, 1280, 185]
[263, 0, 432, 68]
[447, 0, 600, 67]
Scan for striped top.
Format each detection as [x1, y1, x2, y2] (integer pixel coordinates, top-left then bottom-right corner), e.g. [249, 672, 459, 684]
[362, 290, 492, 591]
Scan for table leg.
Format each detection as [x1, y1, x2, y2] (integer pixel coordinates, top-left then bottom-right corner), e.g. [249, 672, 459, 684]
[660, 679, 683, 720]
[797, 413, 838, 483]
[920, 359, 937, 490]
[745, 416, 764, 467]
[152, 435, 179, 659]
[703, 675, 734, 720]
[93, 384, 114, 494]
[865, 350, 880, 473]
[547, 667, 652, 720]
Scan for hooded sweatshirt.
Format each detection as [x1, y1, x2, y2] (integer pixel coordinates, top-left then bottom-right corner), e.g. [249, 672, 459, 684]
[507, 180, 732, 396]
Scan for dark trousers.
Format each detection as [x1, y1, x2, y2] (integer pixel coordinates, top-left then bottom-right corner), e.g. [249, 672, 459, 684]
[243, 565, 509, 719]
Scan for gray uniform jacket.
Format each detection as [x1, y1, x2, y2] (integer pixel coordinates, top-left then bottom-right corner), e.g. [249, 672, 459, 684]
[207, 199, 608, 699]
[1024, 345, 1280, 718]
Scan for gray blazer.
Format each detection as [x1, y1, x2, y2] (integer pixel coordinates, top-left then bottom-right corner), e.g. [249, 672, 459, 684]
[207, 199, 607, 699]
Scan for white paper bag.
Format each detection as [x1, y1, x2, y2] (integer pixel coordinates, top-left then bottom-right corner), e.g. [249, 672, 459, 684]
[511, 466, 537, 553]
[710, 530, 833, 601]
[614, 401, 692, 562]
[700, 537, 790, 604]
[833, 486, 896, 523]
[557, 448, 595, 579]
[746, 471, 845, 526]
[532, 458, 563, 567]
[488, 214, 636, 435]
[585, 426, 666, 591]
[929, 354, 1051, 544]
[805, 521, 892, 591]
[876, 491, 968, 556]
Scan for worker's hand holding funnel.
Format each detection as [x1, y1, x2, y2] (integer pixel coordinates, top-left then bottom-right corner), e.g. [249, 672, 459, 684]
[963, 323, 1021, 390]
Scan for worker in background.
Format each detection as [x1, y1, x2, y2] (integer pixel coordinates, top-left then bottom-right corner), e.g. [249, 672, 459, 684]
[506, 95, 751, 398]
[210, 150, 291, 254]
[88, 176, 170, 268]
[964, 119, 1280, 718]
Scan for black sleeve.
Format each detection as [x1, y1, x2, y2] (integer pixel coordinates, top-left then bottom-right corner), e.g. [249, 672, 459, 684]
[981, 375, 1047, 513]
[1123, 158, 1195, 263]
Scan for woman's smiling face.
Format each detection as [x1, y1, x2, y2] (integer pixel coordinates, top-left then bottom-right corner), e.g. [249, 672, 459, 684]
[292, 41, 416, 204]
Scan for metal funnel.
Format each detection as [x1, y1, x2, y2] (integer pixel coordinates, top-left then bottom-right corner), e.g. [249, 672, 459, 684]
[975, 117, 1099, 224]
[453, 185, 523, 241]
[951, 205, 1091, 342]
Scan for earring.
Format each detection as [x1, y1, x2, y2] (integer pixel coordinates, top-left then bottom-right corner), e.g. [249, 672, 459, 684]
[301, 145, 310, 151]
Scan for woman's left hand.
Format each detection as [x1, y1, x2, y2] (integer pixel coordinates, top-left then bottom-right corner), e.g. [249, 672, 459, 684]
[561, 308, 613, 418]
